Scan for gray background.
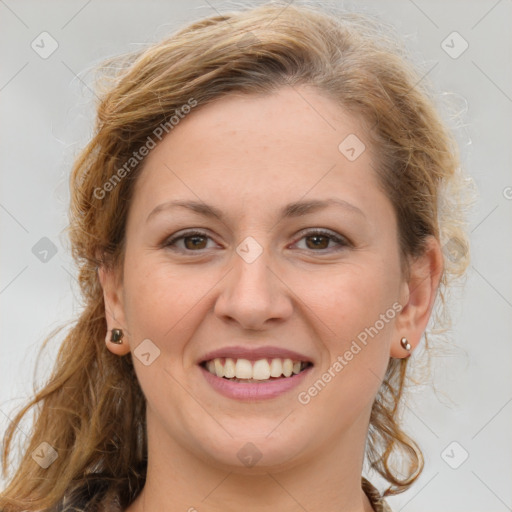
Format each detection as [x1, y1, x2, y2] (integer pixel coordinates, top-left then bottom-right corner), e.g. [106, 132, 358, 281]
[1, 1, 511, 510]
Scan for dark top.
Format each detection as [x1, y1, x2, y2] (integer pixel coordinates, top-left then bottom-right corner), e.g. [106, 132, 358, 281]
[47, 476, 392, 511]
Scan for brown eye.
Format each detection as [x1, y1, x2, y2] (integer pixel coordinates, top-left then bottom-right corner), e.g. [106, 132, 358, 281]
[164, 230, 215, 252]
[165, 228, 349, 254]
[304, 234, 330, 250]
[295, 229, 349, 252]
[183, 235, 208, 250]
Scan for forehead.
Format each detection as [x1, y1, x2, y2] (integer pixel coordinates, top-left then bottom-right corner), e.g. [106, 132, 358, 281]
[155, 86, 368, 164]
[129, 86, 383, 223]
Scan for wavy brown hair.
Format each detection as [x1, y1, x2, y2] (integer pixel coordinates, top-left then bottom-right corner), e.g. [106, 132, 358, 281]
[0, 2, 471, 510]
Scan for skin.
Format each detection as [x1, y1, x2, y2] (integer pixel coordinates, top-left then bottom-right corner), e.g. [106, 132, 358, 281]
[99, 85, 443, 512]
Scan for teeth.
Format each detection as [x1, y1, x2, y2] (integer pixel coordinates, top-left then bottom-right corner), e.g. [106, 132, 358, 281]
[224, 358, 236, 378]
[269, 358, 282, 377]
[214, 359, 223, 377]
[235, 359, 253, 379]
[252, 359, 271, 380]
[283, 359, 293, 377]
[203, 357, 309, 380]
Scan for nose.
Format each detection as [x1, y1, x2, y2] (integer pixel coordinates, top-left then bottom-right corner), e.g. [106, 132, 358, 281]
[213, 246, 293, 331]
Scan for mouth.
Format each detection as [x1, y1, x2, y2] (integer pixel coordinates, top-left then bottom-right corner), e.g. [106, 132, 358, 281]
[199, 357, 314, 383]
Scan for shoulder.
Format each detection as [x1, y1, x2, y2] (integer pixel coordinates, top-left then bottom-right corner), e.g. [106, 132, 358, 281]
[41, 486, 124, 512]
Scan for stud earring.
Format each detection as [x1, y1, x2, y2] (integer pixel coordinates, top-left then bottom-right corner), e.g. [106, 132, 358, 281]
[109, 328, 124, 344]
[400, 336, 411, 353]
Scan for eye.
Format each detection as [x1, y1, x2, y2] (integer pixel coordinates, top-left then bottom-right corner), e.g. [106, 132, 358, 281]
[293, 229, 350, 252]
[163, 228, 350, 254]
[164, 230, 216, 252]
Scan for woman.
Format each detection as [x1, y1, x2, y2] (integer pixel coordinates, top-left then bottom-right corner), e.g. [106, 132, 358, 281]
[0, 2, 471, 511]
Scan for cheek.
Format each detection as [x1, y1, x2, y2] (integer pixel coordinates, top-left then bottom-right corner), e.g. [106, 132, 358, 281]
[295, 261, 397, 402]
[122, 251, 213, 348]
[297, 267, 396, 420]
[291, 259, 399, 336]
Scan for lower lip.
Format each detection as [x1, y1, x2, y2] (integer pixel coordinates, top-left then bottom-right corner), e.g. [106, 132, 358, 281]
[199, 364, 313, 401]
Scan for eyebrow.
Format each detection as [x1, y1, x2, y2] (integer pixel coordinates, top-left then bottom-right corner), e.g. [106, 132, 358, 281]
[146, 197, 366, 223]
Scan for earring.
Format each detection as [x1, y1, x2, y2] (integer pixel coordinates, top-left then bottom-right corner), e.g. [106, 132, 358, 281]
[109, 328, 124, 344]
[400, 336, 411, 352]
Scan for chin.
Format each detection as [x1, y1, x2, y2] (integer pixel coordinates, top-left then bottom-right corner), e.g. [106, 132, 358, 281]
[195, 433, 308, 474]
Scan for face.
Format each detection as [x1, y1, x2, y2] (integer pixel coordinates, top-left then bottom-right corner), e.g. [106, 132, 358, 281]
[100, 85, 427, 473]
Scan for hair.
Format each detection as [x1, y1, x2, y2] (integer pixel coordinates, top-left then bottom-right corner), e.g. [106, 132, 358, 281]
[0, 1, 472, 510]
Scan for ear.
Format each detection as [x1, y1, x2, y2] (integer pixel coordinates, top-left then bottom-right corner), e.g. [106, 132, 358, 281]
[390, 236, 444, 358]
[97, 262, 131, 356]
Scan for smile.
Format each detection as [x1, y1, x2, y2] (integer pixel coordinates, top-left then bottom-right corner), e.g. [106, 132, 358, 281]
[199, 358, 314, 401]
[201, 357, 311, 381]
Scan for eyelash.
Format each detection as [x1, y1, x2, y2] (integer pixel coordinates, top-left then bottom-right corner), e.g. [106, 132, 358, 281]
[163, 229, 350, 254]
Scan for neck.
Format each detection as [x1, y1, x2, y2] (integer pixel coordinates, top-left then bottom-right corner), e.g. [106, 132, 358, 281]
[127, 409, 376, 512]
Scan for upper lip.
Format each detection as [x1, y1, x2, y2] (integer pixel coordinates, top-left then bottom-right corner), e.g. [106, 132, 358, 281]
[198, 346, 314, 365]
